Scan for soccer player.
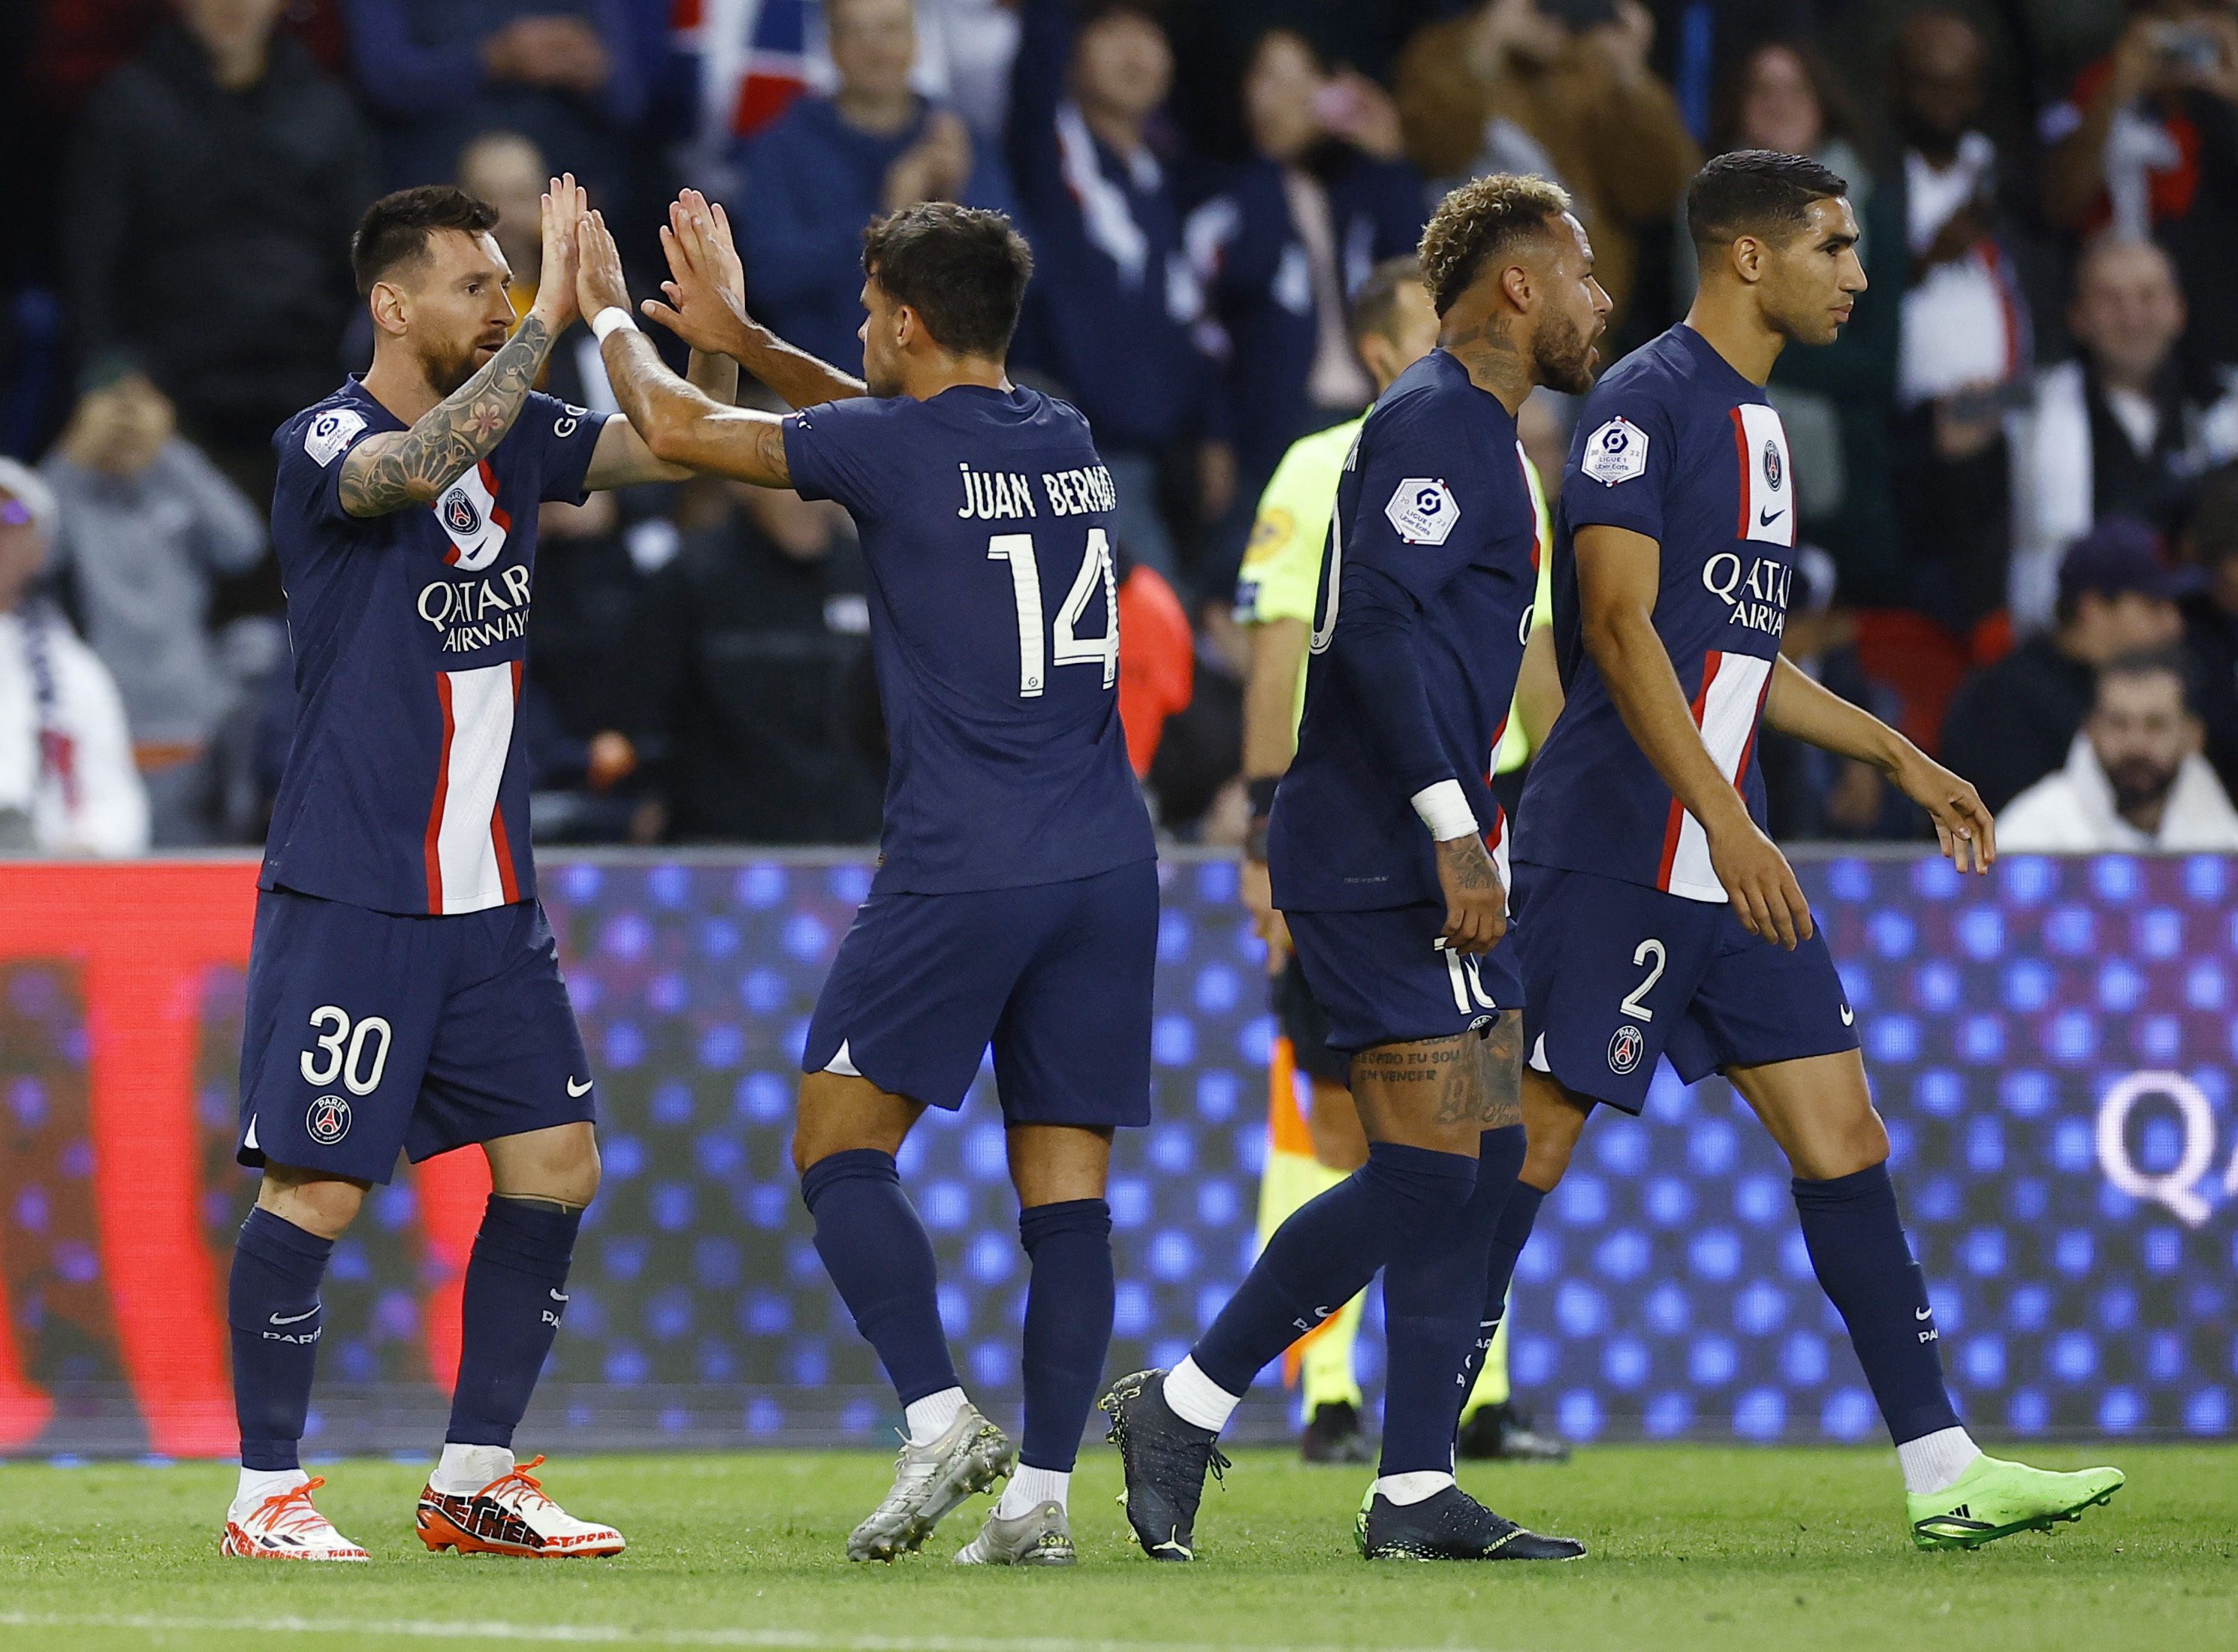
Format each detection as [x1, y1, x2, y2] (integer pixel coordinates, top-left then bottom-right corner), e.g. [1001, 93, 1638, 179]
[572, 197, 1155, 1566]
[1235, 256, 1565, 1465]
[1498, 149, 2124, 1550]
[222, 176, 734, 1562]
[1102, 175, 1607, 1563]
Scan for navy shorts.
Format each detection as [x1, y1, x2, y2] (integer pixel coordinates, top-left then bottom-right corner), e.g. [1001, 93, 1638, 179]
[1285, 901, 1521, 1057]
[1273, 956, 1351, 1087]
[237, 889, 594, 1183]
[801, 859, 1157, 1126]
[1512, 863, 1859, 1116]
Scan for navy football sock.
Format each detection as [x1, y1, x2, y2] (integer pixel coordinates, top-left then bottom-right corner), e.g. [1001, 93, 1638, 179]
[228, 1207, 334, 1472]
[1458, 1179, 1547, 1399]
[1017, 1198, 1114, 1473]
[1793, 1163, 1962, 1445]
[446, 1195, 581, 1448]
[801, 1149, 961, 1406]
[1378, 1126, 1525, 1475]
[1193, 1141, 1479, 1397]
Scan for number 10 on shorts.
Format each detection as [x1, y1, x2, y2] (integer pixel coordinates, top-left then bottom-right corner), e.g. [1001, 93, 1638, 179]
[300, 1004, 394, 1097]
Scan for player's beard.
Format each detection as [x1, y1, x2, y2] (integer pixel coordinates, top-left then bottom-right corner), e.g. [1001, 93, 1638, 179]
[422, 336, 488, 399]
[1532, 309, 1598, 396]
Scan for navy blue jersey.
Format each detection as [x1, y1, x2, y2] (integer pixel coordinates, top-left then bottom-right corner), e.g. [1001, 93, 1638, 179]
[782, 386, 1154, 895]
[1267, 350, 1538, 912]
[1516, 324, 1797, 900]
[261, 378, 609, 916]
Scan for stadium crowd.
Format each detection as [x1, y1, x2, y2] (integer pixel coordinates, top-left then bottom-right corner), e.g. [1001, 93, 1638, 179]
[6, 0, 2238, 856]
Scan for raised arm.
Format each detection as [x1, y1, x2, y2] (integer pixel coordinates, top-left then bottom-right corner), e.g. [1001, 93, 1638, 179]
[637, 193, 867, 410]
[575, 208, 794, 487]
[1573, 522, 1811, 946]
[581, 193, 744, 489]
[338, 176, 582, 516]
[1762, 654, 1994, 873]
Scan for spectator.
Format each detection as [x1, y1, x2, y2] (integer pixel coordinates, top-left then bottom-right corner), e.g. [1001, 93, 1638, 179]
[62, 0, 375, 492]
[0, 457, 149, 857]
[1005, 0, 1214, 581]
[632, 479, 883, 844]
[40, 370, 264, 846]
[734, 0, 1018, 375]
[1998, 650, 2238, 849]
[343, 0, 644, 201]
[2176, 459, 2238, 790]
[1943, 517, 2195, 813]
[2004, 235, 2238, 632]
[2040, 1, 2238, 371]
[457, 128, 615, 405]
[1710, 38, 1904, 603]
[1887, 6, 2036, 634]
[1187, 28, 1425, 590]
[1391, 0, 1697, 334]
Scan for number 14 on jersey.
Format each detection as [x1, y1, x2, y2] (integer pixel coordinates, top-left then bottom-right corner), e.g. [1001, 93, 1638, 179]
[987, 528, 1119, 698]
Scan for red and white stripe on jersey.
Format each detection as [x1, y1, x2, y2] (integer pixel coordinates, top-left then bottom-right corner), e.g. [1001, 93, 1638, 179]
[1729, 402, 1795, 547]
[1655, 650, 1773, 903]
[433, 460, 513, 572]
[423, 660, 523, 915]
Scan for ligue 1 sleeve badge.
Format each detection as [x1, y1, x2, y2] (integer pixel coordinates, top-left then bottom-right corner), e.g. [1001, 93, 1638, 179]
[1582, 417, 1648, 485]
[306, 1094, 353, 1145]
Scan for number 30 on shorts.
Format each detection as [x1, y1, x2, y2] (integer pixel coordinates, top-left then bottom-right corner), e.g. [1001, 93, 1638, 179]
[299, 1004, 394, 1096]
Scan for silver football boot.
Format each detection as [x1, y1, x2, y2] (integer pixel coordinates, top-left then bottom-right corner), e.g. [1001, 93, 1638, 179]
[953, 1500, 1076, 1566]
[846, 1403, 1017, 1562]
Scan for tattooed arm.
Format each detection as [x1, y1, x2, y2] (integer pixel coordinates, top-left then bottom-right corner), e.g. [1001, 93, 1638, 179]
[337, 313, 560, 517]
[338, 173, 592, 517]
[577, 209, 793, 487]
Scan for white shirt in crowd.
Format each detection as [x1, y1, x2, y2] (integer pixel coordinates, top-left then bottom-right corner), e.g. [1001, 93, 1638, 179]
[0, 607, 149, 857]
[1899, 133, 2022, 407]
[1998, 731, 2238, 852]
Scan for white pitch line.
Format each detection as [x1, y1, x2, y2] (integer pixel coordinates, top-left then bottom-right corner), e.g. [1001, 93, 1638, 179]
[0, 1612, 1517, 1652]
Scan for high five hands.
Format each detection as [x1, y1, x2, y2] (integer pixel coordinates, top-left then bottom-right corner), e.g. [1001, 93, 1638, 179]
[641, 190, 754, 358]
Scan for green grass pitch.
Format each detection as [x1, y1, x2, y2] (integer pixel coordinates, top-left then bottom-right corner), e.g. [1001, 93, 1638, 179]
[1, 1443, 2230, 1651]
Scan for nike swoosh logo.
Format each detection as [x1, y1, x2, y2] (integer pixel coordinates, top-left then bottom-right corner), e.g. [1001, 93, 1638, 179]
[269, 1307, 318, 1325]
[1915, 1307, 1933, 1320]
[566, 1077, 593, 1097]
[550, 1289, 569, 1303]
[1839, 1005, 1855, 1026]
[1758, 507, 1784, 527]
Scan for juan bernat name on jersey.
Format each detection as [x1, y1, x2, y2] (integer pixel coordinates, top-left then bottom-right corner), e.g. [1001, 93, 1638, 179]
[955, 461, 1118, 521]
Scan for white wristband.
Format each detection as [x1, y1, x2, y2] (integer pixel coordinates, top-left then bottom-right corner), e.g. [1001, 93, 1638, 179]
[590, 306, 638, 342]
[1410, 779, 1479, 842]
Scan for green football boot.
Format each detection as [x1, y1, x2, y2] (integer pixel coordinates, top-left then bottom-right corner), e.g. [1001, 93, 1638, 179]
[1907, 1455, 2125, 1550]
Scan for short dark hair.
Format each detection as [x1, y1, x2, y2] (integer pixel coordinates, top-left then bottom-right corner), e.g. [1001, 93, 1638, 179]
[1346, 255, 1425, 348]
[1686, 149, 1849, 255]
[861, 202, 1034, 359]
[351, 186, 502, 296]
[1416, 173, 1573, 318]
[2098, 647, 2194, 710]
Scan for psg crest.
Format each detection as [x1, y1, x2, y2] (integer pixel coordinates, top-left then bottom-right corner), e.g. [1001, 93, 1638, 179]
[1762, 439, 1783, 492]
[1607, 1023, 1645, 1075]
[442, 487, 484, 536]
[306, 1093, 352, 1145]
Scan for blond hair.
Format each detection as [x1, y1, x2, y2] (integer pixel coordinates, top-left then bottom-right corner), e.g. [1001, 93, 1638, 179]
[1416, 173, 1572, 317]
